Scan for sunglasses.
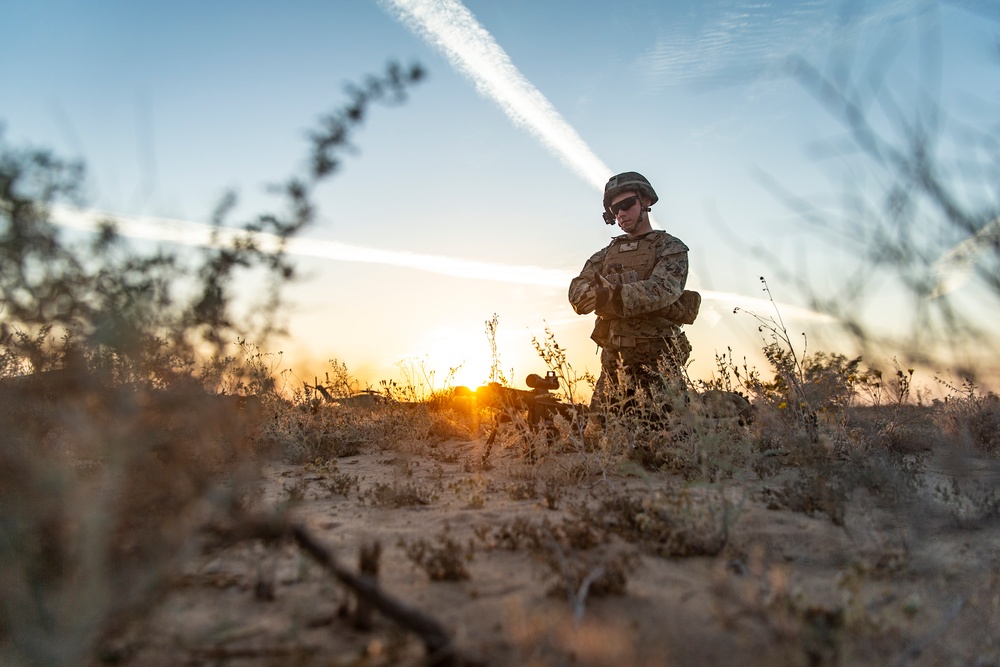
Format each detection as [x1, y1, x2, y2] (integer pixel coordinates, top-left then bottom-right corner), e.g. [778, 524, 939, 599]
[609, 195, 639, 216]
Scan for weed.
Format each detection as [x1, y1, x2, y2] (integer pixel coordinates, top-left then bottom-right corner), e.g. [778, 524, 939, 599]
[474, 517, 541, 551]
[599, 485, 737, 557]
[448, 474, 494, 508]
[761, 469, 848, 526]
[399, 525, 474, 581]
[530, 323, 596, 407]
[282, 479, 309, 503]
[934, 378, 1000, 456]
[933, 476, 1000, 527]
[541, 543, 635, 605]
[734, 277, 820, 443]
[323, 472, 360, 498]
[542, 478, 563, 510]
[506, 480, 538, 501]
[360, 481, 437, 508]
[485, 313, 513, 387]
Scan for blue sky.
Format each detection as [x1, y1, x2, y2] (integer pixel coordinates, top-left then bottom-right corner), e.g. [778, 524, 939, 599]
[3, 0, 998, 391]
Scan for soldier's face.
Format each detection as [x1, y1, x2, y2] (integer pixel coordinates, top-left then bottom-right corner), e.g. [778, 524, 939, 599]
[610, 191, 642, 232]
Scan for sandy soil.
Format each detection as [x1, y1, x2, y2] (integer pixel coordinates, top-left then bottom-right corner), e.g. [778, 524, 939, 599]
[111, 433, 1000, 667]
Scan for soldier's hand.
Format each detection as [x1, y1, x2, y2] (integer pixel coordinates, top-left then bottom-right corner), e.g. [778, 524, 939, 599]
[597, 274, 612, 288]
[577, 288, 597, 314]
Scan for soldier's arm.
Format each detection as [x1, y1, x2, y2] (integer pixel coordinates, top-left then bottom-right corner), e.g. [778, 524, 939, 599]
[568, 248, 608, 315]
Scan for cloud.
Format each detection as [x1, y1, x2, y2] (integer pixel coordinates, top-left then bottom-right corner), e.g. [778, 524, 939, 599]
[698, 289, 836, 324]
[636, 0, 922, 90]
[379, 0, 611, 192]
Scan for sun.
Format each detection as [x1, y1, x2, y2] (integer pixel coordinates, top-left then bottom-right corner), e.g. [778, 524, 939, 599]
[397, 327, 496, 392]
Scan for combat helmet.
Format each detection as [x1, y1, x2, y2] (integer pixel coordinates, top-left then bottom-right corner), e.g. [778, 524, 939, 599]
[602, 171, 658, 224]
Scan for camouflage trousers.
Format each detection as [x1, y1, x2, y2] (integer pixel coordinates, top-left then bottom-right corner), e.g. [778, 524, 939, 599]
[591, 332, 692, 411]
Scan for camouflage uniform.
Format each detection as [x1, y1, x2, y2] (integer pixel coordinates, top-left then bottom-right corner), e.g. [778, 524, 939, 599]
[569, 229, 692, 408]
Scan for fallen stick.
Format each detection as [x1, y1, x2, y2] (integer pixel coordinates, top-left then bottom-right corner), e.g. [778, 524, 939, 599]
[210, 514, 457, 665]
[289, 523, 454, 661]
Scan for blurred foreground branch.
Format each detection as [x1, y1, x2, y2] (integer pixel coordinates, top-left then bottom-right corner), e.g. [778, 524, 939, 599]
[756, 9, 1000, 377]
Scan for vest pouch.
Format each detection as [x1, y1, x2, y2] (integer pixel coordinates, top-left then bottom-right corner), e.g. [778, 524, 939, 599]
[659, 290, 701, 325]
[590, 317, 611, 346]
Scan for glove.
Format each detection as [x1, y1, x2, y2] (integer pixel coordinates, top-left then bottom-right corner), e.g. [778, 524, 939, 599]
[577, 288, 597, 314]
[593, 275, 616, 314]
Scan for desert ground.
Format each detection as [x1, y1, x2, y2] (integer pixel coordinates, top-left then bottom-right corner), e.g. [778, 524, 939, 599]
[95, 395, 1000, 667]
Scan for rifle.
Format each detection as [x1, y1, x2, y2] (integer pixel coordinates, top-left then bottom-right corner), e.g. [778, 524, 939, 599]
[475, 371, 583, 465]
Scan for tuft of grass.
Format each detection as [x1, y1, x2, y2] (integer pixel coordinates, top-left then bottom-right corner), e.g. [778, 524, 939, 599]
[323, 472, 361, 498]
[360, 480, 437, 508]
[399, 525, 474, 581]
[760, 469, 849, 526]
[541, 544, 635, 603]
[598, 486, 738, 557]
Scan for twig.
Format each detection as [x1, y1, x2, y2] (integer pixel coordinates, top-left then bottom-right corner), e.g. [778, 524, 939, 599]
[587, 471, 617, 493]
[211, 515, 456, 665]
[892, 597, 965, 667]
[290, 523, 454, 663]
[573, 566, 605, 626]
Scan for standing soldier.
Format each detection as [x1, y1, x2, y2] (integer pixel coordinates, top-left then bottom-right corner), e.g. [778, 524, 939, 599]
[569, 171, 700, 409]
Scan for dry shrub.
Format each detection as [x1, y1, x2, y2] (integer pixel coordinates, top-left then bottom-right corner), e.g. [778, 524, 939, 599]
[0, 366, 261, 666]
[475, 513, 606, 554]
[761, 469, 848, 526]
[321, 471, 361, 497]
[262, 399, 429, 463]
[0, 62, 425, 666]
[361, 479, 437, 508]
[506, 480, 539, 501]
[473, 517, 538, 551]
[399, 525, 473, 581]
[598, 486, 737, 557]
[934, 384, 1000, 456]
[262, 358, 481, 464]
[541, 545, 635, 600]
[842, 404, 942, 455]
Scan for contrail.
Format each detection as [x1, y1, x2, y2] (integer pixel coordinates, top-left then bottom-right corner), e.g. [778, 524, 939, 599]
[930, 217, 1000, 298]
[50, 205, 574, 288]
[50, 205, 835, 323]
[379, 0, 612, 192]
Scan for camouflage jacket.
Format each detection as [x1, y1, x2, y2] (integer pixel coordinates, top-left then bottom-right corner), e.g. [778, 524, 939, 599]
[568, 230, 689, 347]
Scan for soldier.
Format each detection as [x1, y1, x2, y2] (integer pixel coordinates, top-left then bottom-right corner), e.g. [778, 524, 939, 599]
[568, 171, 700, 409]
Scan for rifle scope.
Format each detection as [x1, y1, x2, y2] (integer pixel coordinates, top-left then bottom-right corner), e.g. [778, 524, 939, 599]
[525, 371, 559, 391]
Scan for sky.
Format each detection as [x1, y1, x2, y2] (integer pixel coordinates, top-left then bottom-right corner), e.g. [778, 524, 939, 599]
[3, 0, 999, 395]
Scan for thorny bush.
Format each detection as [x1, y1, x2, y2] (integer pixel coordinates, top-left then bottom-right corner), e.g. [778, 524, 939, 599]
[0, 61, 423, 667]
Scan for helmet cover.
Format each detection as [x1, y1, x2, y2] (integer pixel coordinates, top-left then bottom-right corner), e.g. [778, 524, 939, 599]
[603, 171, 658, 210]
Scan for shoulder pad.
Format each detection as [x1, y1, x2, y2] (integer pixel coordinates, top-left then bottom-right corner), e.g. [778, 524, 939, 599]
[650, 230, 689, 254]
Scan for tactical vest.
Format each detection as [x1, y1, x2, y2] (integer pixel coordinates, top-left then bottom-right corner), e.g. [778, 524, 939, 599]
[599, 235, 658, 284]
[591, 231, 691, 348]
